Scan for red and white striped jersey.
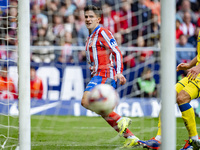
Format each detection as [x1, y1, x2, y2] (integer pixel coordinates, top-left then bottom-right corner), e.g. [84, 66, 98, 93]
[85, 25, 123, 79]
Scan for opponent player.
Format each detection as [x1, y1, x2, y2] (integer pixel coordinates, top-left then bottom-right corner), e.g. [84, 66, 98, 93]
[81, 5, 140, 148]
[138, 31, 200, 149]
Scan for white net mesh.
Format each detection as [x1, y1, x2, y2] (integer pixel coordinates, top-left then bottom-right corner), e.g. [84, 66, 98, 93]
[1, 0, 200, 149]
[0, 0, 18, 149]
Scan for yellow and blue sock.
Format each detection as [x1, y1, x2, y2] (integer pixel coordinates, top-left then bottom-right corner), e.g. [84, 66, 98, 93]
[155, 114, 161, 141]
[179, 103, 198, 139]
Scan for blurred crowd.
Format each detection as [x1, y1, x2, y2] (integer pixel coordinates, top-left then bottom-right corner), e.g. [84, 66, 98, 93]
[0, 0, 200, 65]
[0, 65, 43, 100]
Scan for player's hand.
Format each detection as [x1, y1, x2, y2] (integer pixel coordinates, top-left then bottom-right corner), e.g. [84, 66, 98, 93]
[187, 65, 200, 80]
[90, 66, 96, 77]
[114, 73, 126, 85]
[176, 63, 190, 72]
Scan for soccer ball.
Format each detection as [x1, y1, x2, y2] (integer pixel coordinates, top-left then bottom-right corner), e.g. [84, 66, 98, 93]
[88, 84, 119, 116]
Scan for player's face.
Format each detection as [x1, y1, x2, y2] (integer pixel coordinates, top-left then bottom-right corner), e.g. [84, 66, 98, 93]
[0, 67, 7, 78]
[30, 68, 36, 80]
[84, 10, 101, 33]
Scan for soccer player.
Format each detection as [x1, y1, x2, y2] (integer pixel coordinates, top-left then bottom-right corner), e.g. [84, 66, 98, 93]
[81, 5, 140, 148]
[138, 31, 200, 149]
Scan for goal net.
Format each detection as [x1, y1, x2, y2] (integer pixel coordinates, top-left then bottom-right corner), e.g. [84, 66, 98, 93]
[0, 0, 18, 149]
[1, 0, 199, 149]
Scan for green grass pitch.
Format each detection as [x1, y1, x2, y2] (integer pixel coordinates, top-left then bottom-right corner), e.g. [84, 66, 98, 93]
[0, 115, 200, 150]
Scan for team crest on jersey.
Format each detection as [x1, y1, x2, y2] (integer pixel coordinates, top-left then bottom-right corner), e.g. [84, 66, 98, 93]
[110, 39, 118, 47]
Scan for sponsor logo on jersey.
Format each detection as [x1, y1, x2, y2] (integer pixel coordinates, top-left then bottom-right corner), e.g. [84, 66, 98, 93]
[89, 81, 97, 85]
[110, 38, 118, 47]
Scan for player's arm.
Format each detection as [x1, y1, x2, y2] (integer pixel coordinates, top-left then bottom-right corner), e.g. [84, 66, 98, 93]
[111, 47, 126, 85]
[100, 30, 126, 85]
[90, 66, 96, 77]
[177, 56, 200, 80]
[114, 73, 126, 85]
[176, 56, 197, 71]
[84, 38, 96, 77]
[187, 56, 200, 80]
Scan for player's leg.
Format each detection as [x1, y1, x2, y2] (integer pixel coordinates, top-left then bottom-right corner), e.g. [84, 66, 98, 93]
[81, 76, 105, 109]
[83, 76, 140, 148]
[102, 111, 139, 148]
[177, 90, 197, 150]
[177, 79, 198, 140]
[81, 91, 138, 147]
[155, 113, 161, 141]
[100, 77, 139, 148]
[138, 77, 189, 149]
[102, 111, 135, 138]
[177, 90, 198, 140]
[81, 91, 90, 109]
[177, 77, 200, 149]
[101, 78, 133, 137]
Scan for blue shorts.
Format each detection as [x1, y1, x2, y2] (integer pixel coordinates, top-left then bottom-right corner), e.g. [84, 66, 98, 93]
[84, 76, 117, 91]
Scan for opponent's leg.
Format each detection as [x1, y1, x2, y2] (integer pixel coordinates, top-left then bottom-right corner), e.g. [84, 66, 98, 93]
[177, 90, 200, 149]
[177, 90, 198, 140]
[155, 114, 161, 141]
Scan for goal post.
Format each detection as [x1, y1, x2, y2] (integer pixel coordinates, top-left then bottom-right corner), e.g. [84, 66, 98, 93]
[161, 0, 176, 149]
[18, 0, 31, 149]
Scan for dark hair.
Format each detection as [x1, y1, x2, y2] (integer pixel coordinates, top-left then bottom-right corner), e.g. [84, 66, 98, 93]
[30, 65, 36, 70]
[142, 67, 151, 74]
[1, 65, 8, 70]
[84, 5, 102, 17]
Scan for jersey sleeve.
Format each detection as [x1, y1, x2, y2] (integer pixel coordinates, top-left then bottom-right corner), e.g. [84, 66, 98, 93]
[99, 29, 124, 74]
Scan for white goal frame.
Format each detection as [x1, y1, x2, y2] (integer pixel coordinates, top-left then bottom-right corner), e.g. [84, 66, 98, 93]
[161, 0, 176, 149]
[18, 0, 31, 149]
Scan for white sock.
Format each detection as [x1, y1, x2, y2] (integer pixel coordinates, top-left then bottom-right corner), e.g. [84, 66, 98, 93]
[190, 135, 199, 140]
[155, 135, 161, 142]
[127, 135, 139, 141]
